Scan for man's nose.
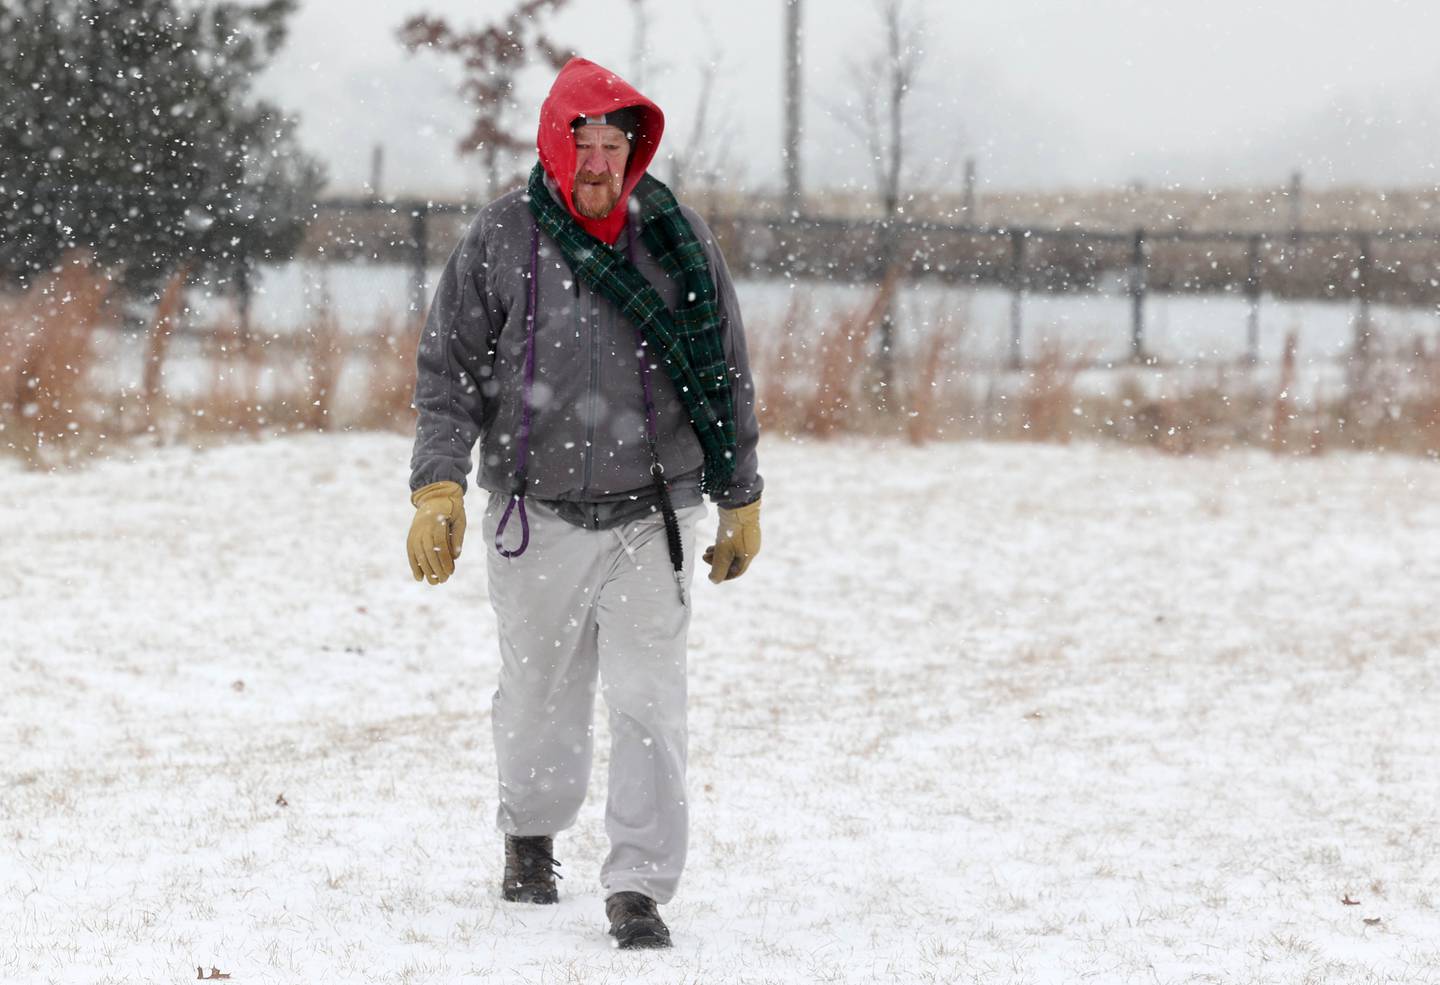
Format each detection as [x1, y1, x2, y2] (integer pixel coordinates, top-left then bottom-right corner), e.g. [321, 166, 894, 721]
[579, 146, 612, 175]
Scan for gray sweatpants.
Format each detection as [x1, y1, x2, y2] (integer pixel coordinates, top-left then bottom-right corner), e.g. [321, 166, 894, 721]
[480, 489, 707, 904]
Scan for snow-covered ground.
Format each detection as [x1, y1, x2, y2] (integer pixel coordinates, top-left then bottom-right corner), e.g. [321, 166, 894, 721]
[4, 432, 1440, 984]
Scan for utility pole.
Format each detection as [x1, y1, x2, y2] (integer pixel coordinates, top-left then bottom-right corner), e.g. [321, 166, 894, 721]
[369, 143, 384, 200]
[783, 0, 803, 214]
[963, 156, 976, 224]
[1288, 169, 1303, 232]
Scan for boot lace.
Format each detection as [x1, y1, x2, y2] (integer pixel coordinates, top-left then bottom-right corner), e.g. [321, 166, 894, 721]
[510, 837, 564, 884]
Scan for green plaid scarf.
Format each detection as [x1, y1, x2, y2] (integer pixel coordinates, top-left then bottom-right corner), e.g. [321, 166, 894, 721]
[526, 162, 737, 497]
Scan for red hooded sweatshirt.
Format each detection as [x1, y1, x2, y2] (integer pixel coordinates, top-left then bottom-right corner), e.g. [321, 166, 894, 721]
[536, 57, 665, 246]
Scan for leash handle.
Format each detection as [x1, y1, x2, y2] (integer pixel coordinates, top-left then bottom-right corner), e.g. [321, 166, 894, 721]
[495, 487, 530, 557]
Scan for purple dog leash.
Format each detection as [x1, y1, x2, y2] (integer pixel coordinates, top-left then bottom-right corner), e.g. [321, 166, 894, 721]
[495, 213, 691, 598]
[494, 219, 541, 557]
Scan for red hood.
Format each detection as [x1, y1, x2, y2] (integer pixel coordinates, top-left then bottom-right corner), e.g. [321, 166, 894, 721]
[536, 57, 664, 246]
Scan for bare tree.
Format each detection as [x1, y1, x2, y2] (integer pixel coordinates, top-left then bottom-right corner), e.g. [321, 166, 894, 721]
[858, 0, 926, 221]
[668, 31, 741, 202]
[848, 0, 928, 407]
[628, 0, 652, 90]
[668, 57, 718, 197]
[398, 0, 575, 198]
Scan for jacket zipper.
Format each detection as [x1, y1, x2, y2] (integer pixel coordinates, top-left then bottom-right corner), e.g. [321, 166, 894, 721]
[582, 290, 600, 492]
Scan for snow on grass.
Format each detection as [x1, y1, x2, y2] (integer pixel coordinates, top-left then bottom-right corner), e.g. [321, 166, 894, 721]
[3, 433, 1440, 984]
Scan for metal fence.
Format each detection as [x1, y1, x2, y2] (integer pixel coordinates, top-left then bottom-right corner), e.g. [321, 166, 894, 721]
[312, 196, 1440, 368]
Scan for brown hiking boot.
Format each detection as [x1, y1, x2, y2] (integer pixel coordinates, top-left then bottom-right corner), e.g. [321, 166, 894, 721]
[501, 834, 562, 904]
[605, 891, 672, 949]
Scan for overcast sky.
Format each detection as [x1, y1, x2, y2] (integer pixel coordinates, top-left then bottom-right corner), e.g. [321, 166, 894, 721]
[254, 0, 1440, 199]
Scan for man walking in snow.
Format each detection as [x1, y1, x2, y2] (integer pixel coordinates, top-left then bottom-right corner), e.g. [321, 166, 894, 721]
[405, 56, 763, 949]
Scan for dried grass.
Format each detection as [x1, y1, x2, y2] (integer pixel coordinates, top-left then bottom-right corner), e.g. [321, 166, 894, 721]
[747, 272, 903, 438]
[746, 288, 1440, 459]
[1, 250, 117, 467]
[186, 310, 265, 435]
[900, 297, 967, 445]
[1269, 330, 1298, 453]
[162, 282, 420, 441]
[303, 298, 342, 432]
[1016, 342, 1087, 444]
[7, 260, 1440, 469]
[141, 262, 190, 433]
[1407, 334, 1440, 453]
[348, 308, 422, 432]
[801, 270, 898, 436]
[1331, 330, 1440, 456]
[753, 291, 806, 434]
[1, 256, 428, 465]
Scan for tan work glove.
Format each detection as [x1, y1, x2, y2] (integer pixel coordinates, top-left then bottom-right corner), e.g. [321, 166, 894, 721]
[703, 497, 761, 584]
[407, 480, 466, 584]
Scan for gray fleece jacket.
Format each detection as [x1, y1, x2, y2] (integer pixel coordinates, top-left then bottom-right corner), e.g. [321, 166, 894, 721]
[408, 184, 763, 530]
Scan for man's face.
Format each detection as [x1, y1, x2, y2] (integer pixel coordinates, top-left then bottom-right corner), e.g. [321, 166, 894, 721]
[572, 124, 631, 219]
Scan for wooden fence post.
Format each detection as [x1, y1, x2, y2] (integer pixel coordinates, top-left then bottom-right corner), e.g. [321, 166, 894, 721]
[370, 143, 385, 200]
[963, 157, 976, 224]
[1354, 232, 1373, 362]
[1245, 233, 1262, 365]
[1130, 227, 1147, 363]
[1288, 170, 1303, 232]
[236, 262, 252, 344]
[410, 202, 429, 318]
[1009, 228, 1025, 370]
